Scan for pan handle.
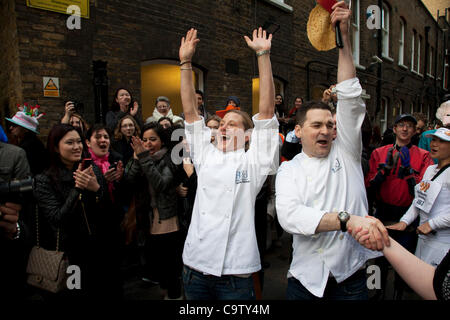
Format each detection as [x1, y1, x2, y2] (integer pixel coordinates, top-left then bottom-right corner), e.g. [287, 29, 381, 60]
[335, 21, 344, 48]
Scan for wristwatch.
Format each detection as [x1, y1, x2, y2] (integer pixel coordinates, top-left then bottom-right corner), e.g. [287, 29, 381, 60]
[338, 211, 350, 232]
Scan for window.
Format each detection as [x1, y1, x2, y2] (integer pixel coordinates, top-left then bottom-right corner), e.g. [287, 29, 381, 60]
[380, 97, 389, 133]
[382, 4, 390, 58]
[398, 19, 405, 66]
[411, 30, 415, 71]
[417, 35, 422, 74]
[410, 102, 415, 114]
[262, 0, 293, 12]
[351, 0, 360, 66]
[444, 56, 449, 90]
[253, 77, 285, 115]
[140, 60, 203, 118]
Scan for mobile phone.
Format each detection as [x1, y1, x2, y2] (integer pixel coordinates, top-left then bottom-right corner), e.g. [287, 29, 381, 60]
[81, 158, 92, 170]
[109, 161, 118, 171]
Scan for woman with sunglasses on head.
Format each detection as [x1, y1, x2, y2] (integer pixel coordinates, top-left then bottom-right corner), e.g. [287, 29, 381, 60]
[34, 124, 122, 299]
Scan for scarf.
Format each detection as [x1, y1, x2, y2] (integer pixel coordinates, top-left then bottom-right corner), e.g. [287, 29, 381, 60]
[89, 148, 110, 174]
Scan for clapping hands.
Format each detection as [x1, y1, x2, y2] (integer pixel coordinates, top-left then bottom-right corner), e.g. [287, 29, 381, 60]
[74, 164, 100, 192]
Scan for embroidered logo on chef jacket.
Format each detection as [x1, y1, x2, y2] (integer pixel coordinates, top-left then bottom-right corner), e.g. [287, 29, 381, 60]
[235, 170, 250, 184]
[331, 158, 342, 173]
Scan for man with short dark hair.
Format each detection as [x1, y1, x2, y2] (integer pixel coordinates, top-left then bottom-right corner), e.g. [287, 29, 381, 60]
[366, 113, 433, 299]
[180, 90, 211, 120]
[276, 2, 389, 300]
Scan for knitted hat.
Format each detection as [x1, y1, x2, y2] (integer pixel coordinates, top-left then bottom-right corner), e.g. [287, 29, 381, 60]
[6, 103, 44, 134]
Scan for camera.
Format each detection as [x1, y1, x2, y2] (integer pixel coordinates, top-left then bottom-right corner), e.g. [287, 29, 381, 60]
[0, 177, 34, 203]
[68, 100, 84, 114]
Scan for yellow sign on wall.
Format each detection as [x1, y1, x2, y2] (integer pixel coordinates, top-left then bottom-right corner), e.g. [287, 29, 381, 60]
[27, 0, 90, 19]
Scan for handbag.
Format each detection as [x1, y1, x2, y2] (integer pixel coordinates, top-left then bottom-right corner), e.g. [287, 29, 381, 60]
[26, 205, 69, 293]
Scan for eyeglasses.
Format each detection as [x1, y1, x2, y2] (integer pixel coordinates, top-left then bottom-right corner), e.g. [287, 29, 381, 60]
[396, 123, 414, 129]
[157, 105, 170, 109]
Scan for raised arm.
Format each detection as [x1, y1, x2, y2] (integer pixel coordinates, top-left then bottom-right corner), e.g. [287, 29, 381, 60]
[331, 1, 355, 83]
[179, 28, 201, 124]
[244, 28, 275, 120]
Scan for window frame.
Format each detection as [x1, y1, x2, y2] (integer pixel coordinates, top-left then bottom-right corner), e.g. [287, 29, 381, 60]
[381, 3, 390, 58]
[398, 19, 405, 66]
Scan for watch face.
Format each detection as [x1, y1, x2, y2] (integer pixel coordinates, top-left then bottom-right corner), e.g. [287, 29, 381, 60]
[338, 211, 350, 222]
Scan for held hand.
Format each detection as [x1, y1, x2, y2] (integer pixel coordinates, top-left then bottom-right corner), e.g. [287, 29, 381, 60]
[0, 202, 21, 238]
[179, 28, 200, 62]
[130, 101, 139, 117]
[386, 221, 407, 231]
[244, 27, 272, 53]
[130, 136, 146, 156]
[330, 1, 351, 37]
[417, 222, 433, 235]
[399, 146, 411, 168]
[176, 184, 189, 197]
[347, 215, 390, 251]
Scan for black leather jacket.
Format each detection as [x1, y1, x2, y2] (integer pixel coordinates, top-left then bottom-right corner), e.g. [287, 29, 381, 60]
[125, 150, 178, 225]
[33, 164, 109, 255]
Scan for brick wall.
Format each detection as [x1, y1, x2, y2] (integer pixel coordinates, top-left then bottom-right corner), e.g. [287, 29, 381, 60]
[2, 0, 448, 140]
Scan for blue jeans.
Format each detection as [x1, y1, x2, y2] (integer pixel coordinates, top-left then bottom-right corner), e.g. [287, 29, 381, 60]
[182, 265, 256, 300]
[287, 269, 368, 300]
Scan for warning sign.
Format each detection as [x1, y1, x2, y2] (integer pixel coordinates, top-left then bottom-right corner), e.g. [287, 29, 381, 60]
[43, 77, 60, 97]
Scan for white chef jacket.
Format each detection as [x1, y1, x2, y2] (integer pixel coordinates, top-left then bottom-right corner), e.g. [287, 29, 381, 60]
[400, 164, 450, 265]
[182, 114, 279, 276]
[276, 77, 381, 298]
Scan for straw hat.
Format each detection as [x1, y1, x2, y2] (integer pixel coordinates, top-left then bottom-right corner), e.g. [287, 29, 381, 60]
[307, 4, 336, 51]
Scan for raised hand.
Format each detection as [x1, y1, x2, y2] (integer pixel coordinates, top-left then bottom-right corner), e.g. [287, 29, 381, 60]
[130, 136, 146, 156]
[331, 1, 351, 37]
[179, 28, 200, 62]
[244, 27, 272, 53]
[130, 101, 139, 117]
[65, 101, 75, 116]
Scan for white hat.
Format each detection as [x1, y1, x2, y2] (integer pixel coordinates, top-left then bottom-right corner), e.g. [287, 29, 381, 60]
[6, 111, 40, 134]
[425, 127, 450, 142]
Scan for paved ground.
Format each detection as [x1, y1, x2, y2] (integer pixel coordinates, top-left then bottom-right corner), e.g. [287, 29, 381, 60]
[122, 231, 421, 300]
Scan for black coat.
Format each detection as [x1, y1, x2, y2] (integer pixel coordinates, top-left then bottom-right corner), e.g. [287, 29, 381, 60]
[33, 163, 122, 297]
[125, 150, 178, 232]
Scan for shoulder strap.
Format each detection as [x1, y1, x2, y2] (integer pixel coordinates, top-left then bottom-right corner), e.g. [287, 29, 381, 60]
[431, 164, 450, 181]
[35, 204, 61, 251]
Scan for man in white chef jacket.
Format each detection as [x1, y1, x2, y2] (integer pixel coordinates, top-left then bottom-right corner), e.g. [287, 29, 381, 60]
[276, 1, 390, 300]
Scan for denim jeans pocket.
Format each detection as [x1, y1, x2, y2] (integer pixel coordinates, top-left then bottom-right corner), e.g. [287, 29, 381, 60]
[182, 265, 192, 286]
